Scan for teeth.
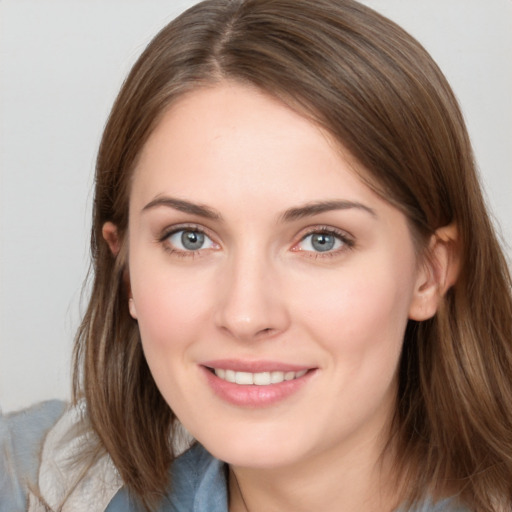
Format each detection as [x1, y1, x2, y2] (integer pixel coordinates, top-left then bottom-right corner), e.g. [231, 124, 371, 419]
[235, 371, 254, 385]
[213, 368, 308, 385]
[270, 371, 284, 384]
[253, 372, 271, 385]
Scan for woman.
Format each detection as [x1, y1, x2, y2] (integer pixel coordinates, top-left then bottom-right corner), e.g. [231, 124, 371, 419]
[2, 0, 512, 510]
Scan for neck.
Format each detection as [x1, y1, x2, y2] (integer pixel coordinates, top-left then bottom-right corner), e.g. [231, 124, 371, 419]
[228, 431, 400, 512]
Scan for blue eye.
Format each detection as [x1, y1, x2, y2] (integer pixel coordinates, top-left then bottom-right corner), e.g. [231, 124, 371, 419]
[167, 229, 216, 252]
[297, 231, 348, 253]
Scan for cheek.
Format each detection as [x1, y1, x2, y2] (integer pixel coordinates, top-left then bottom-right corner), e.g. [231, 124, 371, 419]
[129, 261, 216, 407]
[129, 259, 214, 352]
[293, 256, 416, 357]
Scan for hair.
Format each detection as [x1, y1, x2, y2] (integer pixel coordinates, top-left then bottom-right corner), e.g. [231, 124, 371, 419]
[72, 0, 512, 510]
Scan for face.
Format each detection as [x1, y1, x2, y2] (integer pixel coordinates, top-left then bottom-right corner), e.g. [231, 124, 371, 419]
[125, 83, 428, 470]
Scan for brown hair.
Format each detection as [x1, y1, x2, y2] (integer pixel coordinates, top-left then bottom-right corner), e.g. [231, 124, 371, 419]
[73, 0, 512, 510]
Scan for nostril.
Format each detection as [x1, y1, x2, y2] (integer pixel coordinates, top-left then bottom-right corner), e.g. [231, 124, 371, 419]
[257, 327, 274, 336]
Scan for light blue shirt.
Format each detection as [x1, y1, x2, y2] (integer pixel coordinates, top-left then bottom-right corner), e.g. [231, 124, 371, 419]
[0, 400, 66, 512]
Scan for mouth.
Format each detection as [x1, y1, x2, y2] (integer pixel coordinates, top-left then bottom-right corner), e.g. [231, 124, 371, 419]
[200, 360, 316, 407]
[208, 368, 308, 385]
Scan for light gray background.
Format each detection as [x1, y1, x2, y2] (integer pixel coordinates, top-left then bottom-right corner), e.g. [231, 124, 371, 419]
[1, 1, 511, 412]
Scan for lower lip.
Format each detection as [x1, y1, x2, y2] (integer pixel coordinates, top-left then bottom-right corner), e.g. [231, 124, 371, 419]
[201, 366, 315, 407]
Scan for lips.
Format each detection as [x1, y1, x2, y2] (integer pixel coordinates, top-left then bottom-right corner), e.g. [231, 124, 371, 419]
[200, 359, 316, 407]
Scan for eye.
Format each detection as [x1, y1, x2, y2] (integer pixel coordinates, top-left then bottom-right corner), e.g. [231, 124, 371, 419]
[293, 229, 352, 254]
[165, 228, 217, 252]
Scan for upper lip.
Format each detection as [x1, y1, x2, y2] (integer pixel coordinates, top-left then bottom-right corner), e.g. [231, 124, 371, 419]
[201, 359, 314, 373]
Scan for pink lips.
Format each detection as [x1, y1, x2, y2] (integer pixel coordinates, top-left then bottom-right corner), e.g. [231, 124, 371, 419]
[200, 359, 316, 407]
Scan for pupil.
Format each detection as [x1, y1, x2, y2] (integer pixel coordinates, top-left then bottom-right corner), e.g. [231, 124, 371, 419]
[181, 231, 204, 250]
[312, 233, 335, 252]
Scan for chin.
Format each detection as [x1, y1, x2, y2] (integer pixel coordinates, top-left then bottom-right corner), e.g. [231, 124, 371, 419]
[195, 423, 313, 469]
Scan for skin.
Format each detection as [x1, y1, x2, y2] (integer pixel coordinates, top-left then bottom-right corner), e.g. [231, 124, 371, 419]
[103, 82, 455, 511]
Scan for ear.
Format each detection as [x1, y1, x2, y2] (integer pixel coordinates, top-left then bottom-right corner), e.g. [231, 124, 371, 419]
[128, 297, 138, 319]
[102, 221, 121, 256]
[102, 221, 137, 318]
[408, 223, 460, 321]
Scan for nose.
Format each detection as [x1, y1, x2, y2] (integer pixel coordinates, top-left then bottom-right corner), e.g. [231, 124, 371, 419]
[214, 247, 290, 342]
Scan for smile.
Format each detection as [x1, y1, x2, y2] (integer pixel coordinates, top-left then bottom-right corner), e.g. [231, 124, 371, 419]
[213, 368, 308, 386]
[201, 361, 315, 407]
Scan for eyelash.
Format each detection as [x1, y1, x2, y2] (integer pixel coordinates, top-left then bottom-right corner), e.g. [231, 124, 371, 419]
[292, 226, 355, 258]
[158, 224, 217, 258]
[158, 224, 354, 259]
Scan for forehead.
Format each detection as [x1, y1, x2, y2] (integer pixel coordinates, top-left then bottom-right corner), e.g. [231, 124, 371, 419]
[131, 82, 376, 207]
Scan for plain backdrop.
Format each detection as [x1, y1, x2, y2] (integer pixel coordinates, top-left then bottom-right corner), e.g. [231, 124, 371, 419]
[1, 0, 511, 412]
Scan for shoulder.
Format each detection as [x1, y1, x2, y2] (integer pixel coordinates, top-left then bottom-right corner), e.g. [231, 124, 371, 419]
[31, 401, 122, 512]
[0, 400, 66, 512]
[8, 400, 224, 512]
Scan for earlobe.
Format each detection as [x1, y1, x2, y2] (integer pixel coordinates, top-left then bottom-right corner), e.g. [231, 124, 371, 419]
[408, 223, 460, 321]
[102, 221, 121, 256]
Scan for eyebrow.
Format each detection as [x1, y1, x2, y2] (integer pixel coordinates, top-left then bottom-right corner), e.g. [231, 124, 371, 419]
[141, 196, 376, 222]
[142, 196, 221, 220]
[280, 200, 376, 222]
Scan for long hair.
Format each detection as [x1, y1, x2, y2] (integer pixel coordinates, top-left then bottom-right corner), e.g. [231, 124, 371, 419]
[73, 0, 512, 509]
